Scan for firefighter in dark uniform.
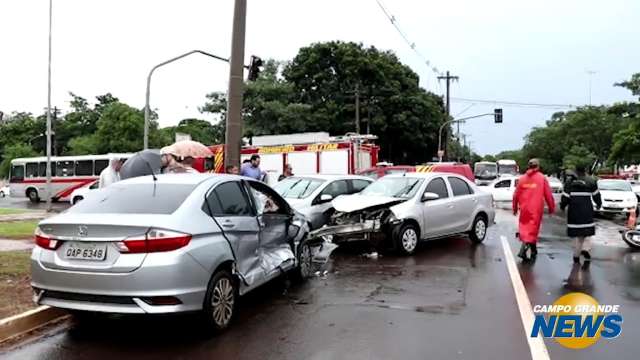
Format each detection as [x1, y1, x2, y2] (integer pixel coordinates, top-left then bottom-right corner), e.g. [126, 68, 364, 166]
[560, 164, 602, 263]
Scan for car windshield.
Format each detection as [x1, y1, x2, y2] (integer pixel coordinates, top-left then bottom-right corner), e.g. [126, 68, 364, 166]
[361, 177, 424, 199]
[273, 177, 325, 199]
[598, 180, 632, 192]
[474, 164, 497, 177]
[498, 164, 518, 175]
[66, 183, 197, 214]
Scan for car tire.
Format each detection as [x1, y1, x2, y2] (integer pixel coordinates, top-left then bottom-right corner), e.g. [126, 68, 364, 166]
[202, 270, 236, 333]
[394, 223, 419, 256]
[72, 196, 83, 205]
[26, 189, 39, 203]
[469, 215, 488, 243]
[293, 240, 313, 282]
[622, 231, 640, 249]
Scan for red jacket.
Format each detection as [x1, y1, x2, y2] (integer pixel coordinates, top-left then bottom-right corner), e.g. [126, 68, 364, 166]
[512, 169, 556, 243]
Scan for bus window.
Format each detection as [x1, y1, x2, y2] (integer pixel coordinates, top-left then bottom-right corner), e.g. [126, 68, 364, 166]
[26, 163, 39, 178]
[39, 162, 56, 177]
[10, 165, 24, 182]
[94, 160, 109, 175]
[56, 161, 75, 177]
[75, 160, 93, 176]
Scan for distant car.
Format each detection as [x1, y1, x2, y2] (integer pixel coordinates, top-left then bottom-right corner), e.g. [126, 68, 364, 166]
[628, 180, 640, 196]
[0, 185, 9, 198]
[273, 175, 373, 229]
[596, 179, 638, 215]
[31, 174, 322, 332]
[358, 163, 475, 182]
[311, 172, 495, 255]
[547, 177, 563, 194]
[69, 180, 100, 205]
[484, 176, 518, 202]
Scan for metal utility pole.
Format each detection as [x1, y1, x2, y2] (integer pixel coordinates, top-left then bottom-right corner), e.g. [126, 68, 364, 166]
[586, 70, 597, 106]
[144, 50, 229, 149]
[224, 0, 247, 169]
[45, 0, 53, 212]
[355, 84, 360, 134]
[437, 71, 459, 160]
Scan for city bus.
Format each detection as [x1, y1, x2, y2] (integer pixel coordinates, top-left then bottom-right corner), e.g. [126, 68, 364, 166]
[9, 154, 132, 203]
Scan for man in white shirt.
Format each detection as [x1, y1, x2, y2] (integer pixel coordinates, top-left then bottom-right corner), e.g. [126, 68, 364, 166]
[99, 158, 123, 188]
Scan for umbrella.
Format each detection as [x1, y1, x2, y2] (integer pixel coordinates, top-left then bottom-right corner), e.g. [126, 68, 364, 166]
[119, 149, 162, 180]
[161, 140, 213, 159]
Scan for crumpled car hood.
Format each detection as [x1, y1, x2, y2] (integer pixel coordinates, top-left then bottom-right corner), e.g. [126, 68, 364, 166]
[332, 194, 406, 213]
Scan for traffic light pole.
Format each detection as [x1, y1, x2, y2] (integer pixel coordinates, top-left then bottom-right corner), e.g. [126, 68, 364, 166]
[225, 0, 247, 170]
[437, 111, 501, 162]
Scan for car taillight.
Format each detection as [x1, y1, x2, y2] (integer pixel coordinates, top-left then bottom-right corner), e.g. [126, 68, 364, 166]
[34, 228, 62, 250]
[117, 229, 191, 254]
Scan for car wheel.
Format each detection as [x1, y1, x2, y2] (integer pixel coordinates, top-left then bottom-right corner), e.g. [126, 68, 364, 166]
[27, 189, 39, 203]
[295, 240, 313, 281]
[73, 196, 83, 205]
[469, 215, 488, 243]
[394, 223, 419, 255]
[202, 270, 236, 332]
[622, 231, 640, 249]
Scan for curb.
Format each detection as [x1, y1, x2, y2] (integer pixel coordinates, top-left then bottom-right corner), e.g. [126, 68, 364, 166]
[0, 306, 69, 344]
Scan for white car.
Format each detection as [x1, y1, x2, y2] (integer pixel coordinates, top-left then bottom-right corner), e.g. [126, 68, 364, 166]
[548, 177, 563, 194]
[484, 176, 518, 202]
[0, 185, 9, 198]
[273, 175, 373, 229]
[69, 180, 99, 205]
[597, 179, 638, 215]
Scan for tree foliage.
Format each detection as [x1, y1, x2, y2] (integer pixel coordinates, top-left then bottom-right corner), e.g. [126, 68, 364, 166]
[202, 42, 448, 164]
[0, 143, 38, 178]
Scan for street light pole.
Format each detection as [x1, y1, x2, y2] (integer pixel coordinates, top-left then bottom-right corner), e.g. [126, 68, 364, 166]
[45, 0, 53, 211]
[143, 50, 229, 149]
[437, 112, 497, 162]
[225, 0, 247, 169]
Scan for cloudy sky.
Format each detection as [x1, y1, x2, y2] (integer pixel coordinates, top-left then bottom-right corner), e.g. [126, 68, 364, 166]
[1, 0, 638, 155]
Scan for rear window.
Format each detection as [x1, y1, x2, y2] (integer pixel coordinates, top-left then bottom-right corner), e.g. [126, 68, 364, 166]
[67, 183, 197, 214]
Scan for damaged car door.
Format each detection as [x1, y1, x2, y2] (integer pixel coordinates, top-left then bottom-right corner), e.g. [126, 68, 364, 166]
[246, 181, 296, 277]
[206, 181, 264, 287]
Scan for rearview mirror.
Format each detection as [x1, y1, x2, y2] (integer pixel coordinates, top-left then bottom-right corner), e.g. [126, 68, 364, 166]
[421, 192, 439, 202]
[320, 194, 333, 202]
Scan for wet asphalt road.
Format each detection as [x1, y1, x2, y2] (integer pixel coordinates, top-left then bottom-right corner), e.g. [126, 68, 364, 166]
[1, 208, 639, 360]
[0, 196, 69, 212]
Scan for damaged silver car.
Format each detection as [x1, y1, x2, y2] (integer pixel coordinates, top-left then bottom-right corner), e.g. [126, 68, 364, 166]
[310, 173, 495, 255]
[31, 174, 328, 332]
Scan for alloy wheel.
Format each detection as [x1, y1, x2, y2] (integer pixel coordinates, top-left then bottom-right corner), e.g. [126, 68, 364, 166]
[402, 228, 418, 252]
[211, 277, 234, 327]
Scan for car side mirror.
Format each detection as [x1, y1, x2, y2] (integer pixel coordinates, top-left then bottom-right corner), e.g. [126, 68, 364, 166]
[421, 192, 439, 202]
[319, 194, 333, 203]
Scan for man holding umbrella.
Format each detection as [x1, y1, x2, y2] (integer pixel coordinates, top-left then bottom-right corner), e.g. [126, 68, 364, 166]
[120, 140, 212, 180]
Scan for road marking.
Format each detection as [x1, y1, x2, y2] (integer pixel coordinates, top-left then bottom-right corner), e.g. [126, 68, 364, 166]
[500, 235, 551, 360]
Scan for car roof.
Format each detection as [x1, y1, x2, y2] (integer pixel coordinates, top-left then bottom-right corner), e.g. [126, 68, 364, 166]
[286, 174, 372, 181]
[383, 172, 465, 179]
[117, 173, 249, 186]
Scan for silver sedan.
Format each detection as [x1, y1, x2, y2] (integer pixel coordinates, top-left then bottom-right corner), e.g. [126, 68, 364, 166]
[312, 172, 495, 255]
[31, 174, 318, 332]
[273, 174, 373, 229]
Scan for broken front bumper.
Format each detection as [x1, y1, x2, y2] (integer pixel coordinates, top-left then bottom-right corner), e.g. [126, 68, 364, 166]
[308, 220, 382, 241]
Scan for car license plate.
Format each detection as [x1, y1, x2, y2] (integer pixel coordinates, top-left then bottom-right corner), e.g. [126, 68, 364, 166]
[64, 242, 107, 261]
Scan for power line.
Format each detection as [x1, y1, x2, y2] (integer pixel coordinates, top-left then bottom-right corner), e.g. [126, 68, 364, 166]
[451, 97, 577, 109]
[373, 0, 445, 88]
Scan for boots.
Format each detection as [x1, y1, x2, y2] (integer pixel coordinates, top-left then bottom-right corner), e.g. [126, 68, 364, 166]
[581, 250, 591, 261]
[518, 243, 529, 260]
[530, 244, 538, 260]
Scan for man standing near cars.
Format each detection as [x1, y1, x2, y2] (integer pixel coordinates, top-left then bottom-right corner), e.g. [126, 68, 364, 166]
[560, 164, 602, 263]
[278, 164, 293, 181]
[99, 158, 123, 188]
[512, 158, 556, 261]
[240, 154, 266, 181]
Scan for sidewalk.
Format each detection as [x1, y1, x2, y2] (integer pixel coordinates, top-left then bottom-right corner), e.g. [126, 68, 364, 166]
[0, 213, 48, 223]
[0, 240, 32, 252]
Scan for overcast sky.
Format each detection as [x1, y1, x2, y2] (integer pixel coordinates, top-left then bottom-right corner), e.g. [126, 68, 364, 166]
[1, 0, 638, 155]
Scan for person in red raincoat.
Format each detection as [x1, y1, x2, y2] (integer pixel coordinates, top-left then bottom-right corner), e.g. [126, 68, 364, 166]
[512, 159, 556, 261]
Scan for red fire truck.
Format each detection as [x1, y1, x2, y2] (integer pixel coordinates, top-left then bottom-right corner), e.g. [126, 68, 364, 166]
[208, 133, 379, 183]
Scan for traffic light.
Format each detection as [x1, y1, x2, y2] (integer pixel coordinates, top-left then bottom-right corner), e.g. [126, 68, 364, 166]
[247, 55, 263, 81]
[494, 108, 503, 123]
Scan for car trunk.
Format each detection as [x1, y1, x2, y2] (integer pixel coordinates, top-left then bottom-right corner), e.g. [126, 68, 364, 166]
[37, 214, 174, 273]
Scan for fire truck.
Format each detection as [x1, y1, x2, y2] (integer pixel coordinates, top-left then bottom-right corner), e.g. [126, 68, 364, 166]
[209, 132, 379, 183]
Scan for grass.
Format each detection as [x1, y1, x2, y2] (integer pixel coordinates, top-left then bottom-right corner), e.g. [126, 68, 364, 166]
[0, 208, 27, 215]
[0, 220, 38, 239]
[0, 250, 31, 277]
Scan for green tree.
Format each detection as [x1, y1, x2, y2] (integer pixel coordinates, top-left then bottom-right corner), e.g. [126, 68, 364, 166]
[92, 102, 163, 153]
[67, 134, 100, 155]
[615, 73, 640, 98]
[482, 155, 497, 162]
[563, 145, 596, 170]
[0, 143, 37, 178]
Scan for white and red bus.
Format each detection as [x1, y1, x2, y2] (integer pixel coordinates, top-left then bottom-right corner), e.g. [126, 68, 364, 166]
[9, 154, 132, 203]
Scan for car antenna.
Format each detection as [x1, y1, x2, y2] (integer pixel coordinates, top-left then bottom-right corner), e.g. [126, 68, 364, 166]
[143, 160, 158, 182]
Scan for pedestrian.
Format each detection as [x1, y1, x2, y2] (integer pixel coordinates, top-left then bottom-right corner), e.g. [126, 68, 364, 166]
[512, 158, 556, 261]
[560, 164, 601, 263]
[278, 164, 293, 181]
[240, 154, 266, 181]
[226, 165, 239, 174]
[99, 158, 124, 188]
